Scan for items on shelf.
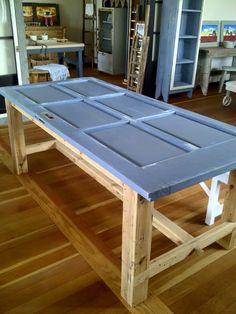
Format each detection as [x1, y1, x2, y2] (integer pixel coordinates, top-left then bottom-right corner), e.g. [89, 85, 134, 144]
[25, 26, 66, 41]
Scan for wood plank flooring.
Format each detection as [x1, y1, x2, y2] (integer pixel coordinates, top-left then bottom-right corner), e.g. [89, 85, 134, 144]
[0, 75, 236, 313]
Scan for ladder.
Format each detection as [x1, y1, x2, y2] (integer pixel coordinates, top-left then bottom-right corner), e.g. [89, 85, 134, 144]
[83, 0, 97, 67]
[127, 35, 149, 93]
[127, 4, 150, 93]
[128, 2, 140, 65]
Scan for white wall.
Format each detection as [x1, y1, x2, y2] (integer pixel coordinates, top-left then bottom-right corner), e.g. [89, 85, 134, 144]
[23, 0, 83, 42]
[59, 0, 83, 42]
[203, 0, 236, 20]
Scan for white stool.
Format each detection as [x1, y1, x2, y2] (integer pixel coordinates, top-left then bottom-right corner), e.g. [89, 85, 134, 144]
[222, 80, 236, 106]
[219, 66, 236, 93]
[200, 172, 229, 225]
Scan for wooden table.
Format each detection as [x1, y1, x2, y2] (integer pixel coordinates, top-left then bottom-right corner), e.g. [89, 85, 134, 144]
[1, 78, 236, 311]
[27, 41, 85, 77]
[199, 46, 236, 95]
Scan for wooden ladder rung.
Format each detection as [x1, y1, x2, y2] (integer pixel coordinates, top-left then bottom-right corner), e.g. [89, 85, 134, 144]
[127, 86, 137, 91]
[132, 48, 142, 52]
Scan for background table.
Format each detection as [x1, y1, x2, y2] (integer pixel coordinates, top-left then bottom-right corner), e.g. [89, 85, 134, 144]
[27, 41, 85, 77]
[198, 47, 236, 95]
[1, 78, 236, 310]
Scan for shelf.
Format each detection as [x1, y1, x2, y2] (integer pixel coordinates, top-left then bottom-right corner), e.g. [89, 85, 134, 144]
[103, 21, 112, 24]
[174, 63, 194, 88]
[179, 35, 198, 39]
[103, 37, 112, 41]
[182, 9, 201, 13]
[173, 81, 191, 88]
[180, 10, 201, 38]
[176, 58, 194, 64]
[177, 37, 198, 61]
[182, 0, 203, 10]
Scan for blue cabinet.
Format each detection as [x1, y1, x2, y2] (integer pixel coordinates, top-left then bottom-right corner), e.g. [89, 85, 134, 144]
[155, 0, 204, 101]
[97, 8, 127, 75]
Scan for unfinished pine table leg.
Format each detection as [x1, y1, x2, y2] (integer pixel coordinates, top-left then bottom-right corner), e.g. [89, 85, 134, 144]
[121, 185, 153, 306]
[5, 100, 28, 175]
[218, 170, 236, 250]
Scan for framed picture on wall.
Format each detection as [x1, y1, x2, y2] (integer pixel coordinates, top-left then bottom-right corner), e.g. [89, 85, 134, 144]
[22, 3, 34, 23]
[35, 3, 60, 26]
[22, 2, 60, 26]
[200, 21, 220, 47]
[221, 21, 236, 42]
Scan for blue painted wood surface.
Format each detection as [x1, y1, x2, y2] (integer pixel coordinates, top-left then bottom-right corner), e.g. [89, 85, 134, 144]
[1, 77, 236, 201]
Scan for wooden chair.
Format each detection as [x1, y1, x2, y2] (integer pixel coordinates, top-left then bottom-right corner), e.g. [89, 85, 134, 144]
[28, 57, 53, 83]
[29, 69, 50, 83]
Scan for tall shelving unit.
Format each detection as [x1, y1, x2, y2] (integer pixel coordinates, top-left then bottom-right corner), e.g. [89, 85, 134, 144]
[83, 0, 97, 67]
[97, 7, 127, 75]
[143, 0, 163, 96]
[155, 0, 204, 101]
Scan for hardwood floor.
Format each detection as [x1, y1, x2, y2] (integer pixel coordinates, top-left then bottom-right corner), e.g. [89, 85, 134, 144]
[0, 71, 236, 313]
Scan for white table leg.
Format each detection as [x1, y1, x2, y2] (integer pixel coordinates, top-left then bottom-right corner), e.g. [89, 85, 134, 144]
[218, 170, 236, 250]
